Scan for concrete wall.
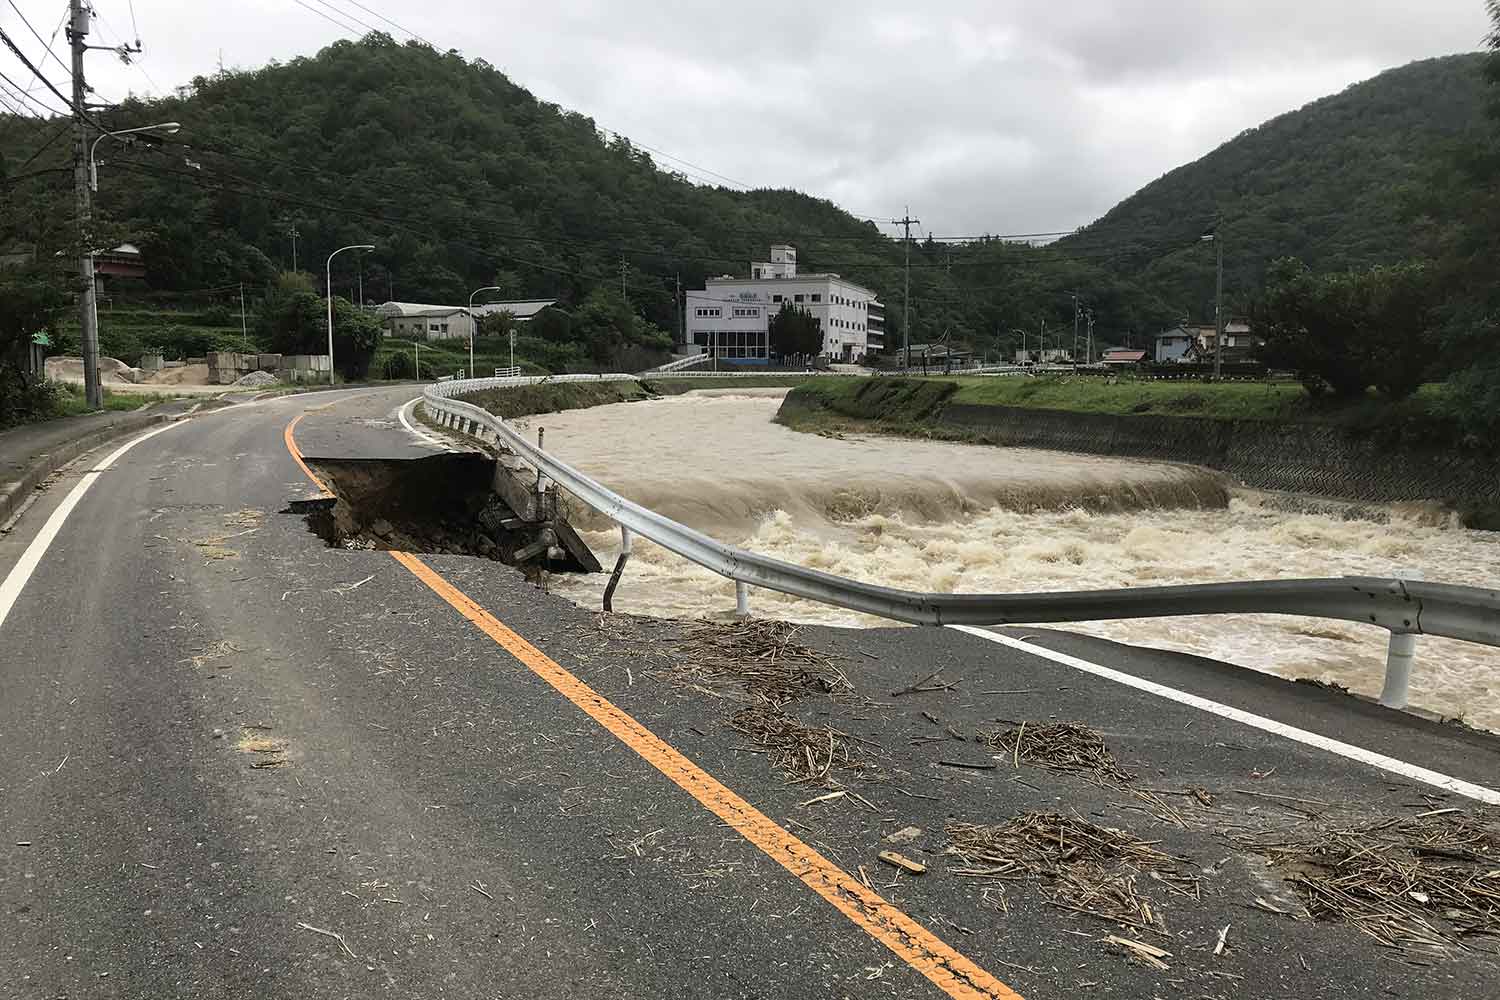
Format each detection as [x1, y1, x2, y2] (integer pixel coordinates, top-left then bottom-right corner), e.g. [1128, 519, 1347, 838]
[940, 403, 1500, 513]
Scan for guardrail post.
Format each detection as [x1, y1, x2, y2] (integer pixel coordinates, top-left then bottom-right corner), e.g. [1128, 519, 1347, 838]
[602, 526, 632, 612]
[1379, 568, 1424, 711]
[735, 581, 750, 618]
[535, 427, 549, 495]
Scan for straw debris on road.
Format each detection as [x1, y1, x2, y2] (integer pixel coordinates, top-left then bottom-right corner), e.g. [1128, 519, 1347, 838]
[1243, 809, 1500, 957]
[946, 812, 1196, 934]
[666, 620, 852, 705]
[980, 721, 1135, 785]
[730, 704, 869, 786]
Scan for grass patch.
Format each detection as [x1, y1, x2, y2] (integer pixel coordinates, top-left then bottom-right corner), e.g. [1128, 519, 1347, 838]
[53, 385, 158, 416]
[459, 379, 647, 419]
[945, 376, 1310, 420]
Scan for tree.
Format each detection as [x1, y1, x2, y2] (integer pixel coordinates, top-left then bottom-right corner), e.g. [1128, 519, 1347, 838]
[477, 309, 516, 339]
[256, 272, 324, 355]
[529, 306, 573, 344]
[768, 303, 823, 359]
[330, 297, 383, 379]
[1256, 257, 1436, 399]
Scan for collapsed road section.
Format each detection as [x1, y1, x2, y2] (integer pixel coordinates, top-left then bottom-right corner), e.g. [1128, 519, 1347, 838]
[293, 452, 601, 577]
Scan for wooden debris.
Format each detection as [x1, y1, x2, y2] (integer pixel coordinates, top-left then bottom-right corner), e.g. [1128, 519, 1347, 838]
[947, 813, 1194, 933]
[667, 619, 850, 705]
[937, 759, 997, 771]
[729, 705, 868, 786]
[296, 920, 356, 959]
[878, 850, 927, 874]
[1240, 808, 1500, 956]
[980, 721, 1133, 785]
[799, 790, 847, 807]
[1105, 934, 1171, 970]
[1213, 924, 1230, 955]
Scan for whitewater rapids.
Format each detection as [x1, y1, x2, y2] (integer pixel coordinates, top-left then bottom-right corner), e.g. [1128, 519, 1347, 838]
[521, 389, 1500, 730]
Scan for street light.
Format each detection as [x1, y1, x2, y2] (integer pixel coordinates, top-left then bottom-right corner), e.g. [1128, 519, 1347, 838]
[1010, 328, 1029, 366]
[468, 285, 503, 376]
[326, 245, 375, 384]
[90, 121, 181, 192]
[80, 121, 181, 409]
[1201, 234, 1224, 380]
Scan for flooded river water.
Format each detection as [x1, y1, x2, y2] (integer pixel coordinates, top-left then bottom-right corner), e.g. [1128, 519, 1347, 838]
[522, 389, 1500, 729]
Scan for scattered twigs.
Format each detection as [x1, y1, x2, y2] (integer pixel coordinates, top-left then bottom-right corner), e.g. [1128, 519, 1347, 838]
[946, 812, 1195, 934]
[667, 620, 850, 705]
[296, 921, 356, 959]
[980, 721, 1134, 785]
[730, 705, 867, 787]
[1240, 808, 1500, 956]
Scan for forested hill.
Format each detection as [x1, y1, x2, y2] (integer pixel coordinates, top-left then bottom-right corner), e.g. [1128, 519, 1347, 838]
[1, 37, 1493, 359]
[1, 33, 899, 336]
[1059, 53, 1490, 321]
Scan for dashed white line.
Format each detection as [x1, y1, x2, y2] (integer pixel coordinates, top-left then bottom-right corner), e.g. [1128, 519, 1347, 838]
[950, 624, 1500, 805]
[0, 420, 185, 633]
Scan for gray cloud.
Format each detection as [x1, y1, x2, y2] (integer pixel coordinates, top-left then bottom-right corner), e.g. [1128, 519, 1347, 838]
[19, 0, 1490, 235]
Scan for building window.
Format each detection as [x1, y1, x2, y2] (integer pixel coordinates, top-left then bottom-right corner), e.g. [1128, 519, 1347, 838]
[811, 293, 822, 303]
[794, 294, 804, 303]
[772, 294, 783, 303]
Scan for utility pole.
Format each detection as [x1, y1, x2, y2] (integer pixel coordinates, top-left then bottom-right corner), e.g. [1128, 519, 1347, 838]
[239, 283, 248, 352]
[289, 224, 300, 273]
[1086, 309, 1095, 365]
[357, 256, 364, 308]
[675, 273, 683, 346]
[69, 0, 101, 409]
[1072, 293, 1080, 365]
[619, 255, 628, 300]
[893, 207, 919, 370]
[1213, 234, 1225, 381]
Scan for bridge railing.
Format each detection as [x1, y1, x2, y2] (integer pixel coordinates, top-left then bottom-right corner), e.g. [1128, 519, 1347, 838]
[420, 376, 1500, 712]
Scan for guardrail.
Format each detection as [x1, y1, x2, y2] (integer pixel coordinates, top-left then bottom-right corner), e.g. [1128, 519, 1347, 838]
[421, 376, 1500, 712]
[645, 353, 713, 374]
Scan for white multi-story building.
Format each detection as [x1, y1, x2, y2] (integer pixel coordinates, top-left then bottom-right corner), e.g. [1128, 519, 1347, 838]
[686, 245, 885, 363]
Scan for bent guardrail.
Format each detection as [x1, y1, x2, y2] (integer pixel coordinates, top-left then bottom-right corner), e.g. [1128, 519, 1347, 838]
[421, 376, 1500, 712]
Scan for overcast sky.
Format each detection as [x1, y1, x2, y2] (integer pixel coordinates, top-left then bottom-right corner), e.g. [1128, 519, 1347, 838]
[6, 1, 1491, 236]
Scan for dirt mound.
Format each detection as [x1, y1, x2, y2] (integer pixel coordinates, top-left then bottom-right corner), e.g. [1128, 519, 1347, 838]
[147, 363, 213, 385]
[44, 355, 140, 384]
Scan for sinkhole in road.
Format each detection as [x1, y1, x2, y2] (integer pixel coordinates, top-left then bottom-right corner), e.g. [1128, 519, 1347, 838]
[292, 453, 598, 574]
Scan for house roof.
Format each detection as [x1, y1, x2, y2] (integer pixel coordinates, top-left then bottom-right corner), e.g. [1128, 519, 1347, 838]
[376, 301, 470, 318]
[471, 299, 557, 320]
[1103, 349, 1147, 362]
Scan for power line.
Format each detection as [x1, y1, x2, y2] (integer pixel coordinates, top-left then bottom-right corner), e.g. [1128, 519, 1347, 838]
[0, 69, 65, 115]
[309, 0, 382, 36]
[337, 0, 435, 47]
[4, 0, 71, 79]
[0, 23, 103, 126]
[290, 0, 362, 35]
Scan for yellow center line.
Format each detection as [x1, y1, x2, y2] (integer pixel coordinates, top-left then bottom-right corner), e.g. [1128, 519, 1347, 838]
[285, 409, 1022, 1000]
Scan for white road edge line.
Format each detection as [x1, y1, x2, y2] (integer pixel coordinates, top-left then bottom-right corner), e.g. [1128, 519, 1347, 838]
[0, 420, 185, 633]
[397, 397, 450, 449]
[949, 624, 1500, 805]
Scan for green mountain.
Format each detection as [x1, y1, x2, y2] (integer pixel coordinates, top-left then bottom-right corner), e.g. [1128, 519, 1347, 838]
[1060, 53, 1490, 323]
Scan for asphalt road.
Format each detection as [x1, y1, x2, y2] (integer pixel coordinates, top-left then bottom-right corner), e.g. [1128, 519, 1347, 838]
[2, 384, 1497, 999]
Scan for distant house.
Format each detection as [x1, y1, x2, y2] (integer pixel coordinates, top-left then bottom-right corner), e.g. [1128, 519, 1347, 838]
[1102, 348, 1147, 368]
[1186, 318, 1262, 364]
[376, 299, 558, 342]
[1155, 325, 1196, 363]
[470, 299, 557, 324]
[1157, 319, 1262, 364]
[376, 302, 473, 342]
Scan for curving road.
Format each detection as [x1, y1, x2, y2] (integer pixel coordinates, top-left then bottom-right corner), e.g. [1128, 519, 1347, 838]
[2, 385, 1498, 998]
